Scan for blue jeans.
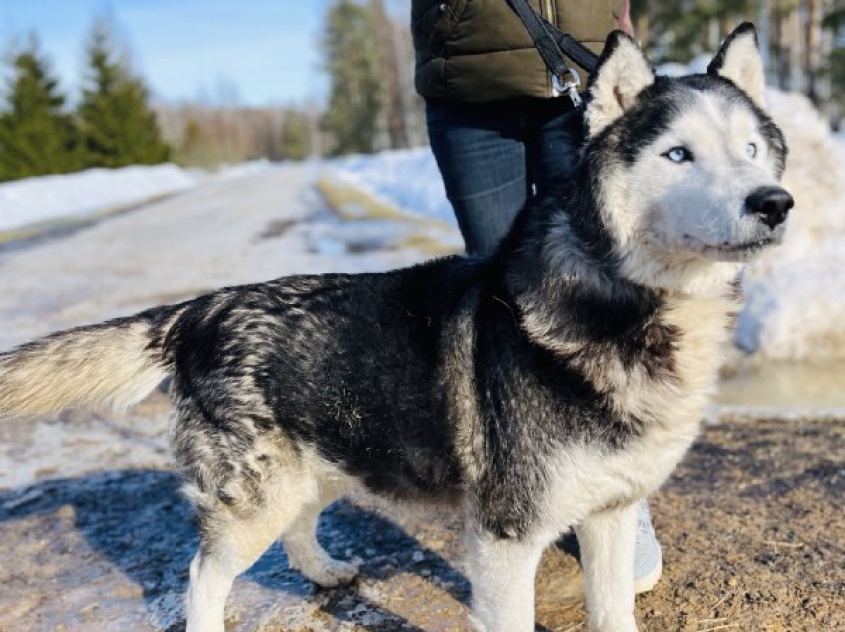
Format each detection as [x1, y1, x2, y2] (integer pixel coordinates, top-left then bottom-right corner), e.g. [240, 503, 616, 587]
[426, 97, 585, 256]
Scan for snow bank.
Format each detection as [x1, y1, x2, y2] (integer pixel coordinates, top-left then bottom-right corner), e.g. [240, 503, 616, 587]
[0, 164, 199, 232]
[735, 90, 845, 360]
[657, 60, 845, 360]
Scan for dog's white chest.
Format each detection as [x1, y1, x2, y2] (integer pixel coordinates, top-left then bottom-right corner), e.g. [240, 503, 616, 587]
[539, 421, 698, 534]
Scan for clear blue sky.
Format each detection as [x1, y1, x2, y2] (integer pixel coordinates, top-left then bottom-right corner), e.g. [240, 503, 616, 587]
[0, 0, 334, 106]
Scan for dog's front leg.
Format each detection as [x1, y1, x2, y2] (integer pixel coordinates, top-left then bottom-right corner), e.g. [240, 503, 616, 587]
[574, 503, 640, 632]
[465, 526, 546, 632]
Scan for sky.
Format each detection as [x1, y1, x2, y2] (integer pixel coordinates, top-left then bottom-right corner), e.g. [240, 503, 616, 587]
[0, 0, 337, 106]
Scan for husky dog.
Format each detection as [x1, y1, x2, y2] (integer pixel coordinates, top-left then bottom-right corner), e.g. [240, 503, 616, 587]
[0, 24, 791, 632]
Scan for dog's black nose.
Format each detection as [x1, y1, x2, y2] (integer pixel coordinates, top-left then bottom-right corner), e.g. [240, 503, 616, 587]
[745, 186, 794, 229]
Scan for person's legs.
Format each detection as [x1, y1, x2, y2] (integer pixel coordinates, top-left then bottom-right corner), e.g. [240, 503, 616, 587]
[633, 499, 663, 593]
[426, 99, 528, 256]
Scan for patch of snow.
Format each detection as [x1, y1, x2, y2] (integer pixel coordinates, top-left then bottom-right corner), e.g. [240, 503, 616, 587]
[0, 164, 199, 232]
[0, 163, 425, 353]
[327, 148, 456, 226]
[657, 54, 712, 77]
[735, 90, 845, 360]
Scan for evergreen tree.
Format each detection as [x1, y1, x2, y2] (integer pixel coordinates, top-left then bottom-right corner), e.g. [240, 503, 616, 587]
[0, 36, 80, 182]
[78, 20, 170, 168]
[825, 4, 845, 105]
[635, 0, 756, 63]
[321, 0, 382, 156]
[279, 109, 311, 160]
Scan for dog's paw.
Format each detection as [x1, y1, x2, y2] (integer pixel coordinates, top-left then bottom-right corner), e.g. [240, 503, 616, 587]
[305, 558, 360, 588]
[590, 616, 639, 632]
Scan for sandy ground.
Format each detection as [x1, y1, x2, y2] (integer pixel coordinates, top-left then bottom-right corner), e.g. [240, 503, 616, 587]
[0, 165, 842, 631]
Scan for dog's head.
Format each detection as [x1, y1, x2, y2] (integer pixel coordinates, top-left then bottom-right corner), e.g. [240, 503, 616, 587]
[584, 23, 791, 294]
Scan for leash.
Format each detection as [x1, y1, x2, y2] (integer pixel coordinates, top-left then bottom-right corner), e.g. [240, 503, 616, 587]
[504, 0, 600, 107]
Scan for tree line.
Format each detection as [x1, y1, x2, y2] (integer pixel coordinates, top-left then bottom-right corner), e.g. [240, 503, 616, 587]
[0, 21, 169, 182]
[155, 104, 317, 167]
[322, 0, 845, 154]
[320, 0, 426, 156]
[3, 2, 844, 183]
[0, 18, 322, 182]
[631, 0, 842, 108]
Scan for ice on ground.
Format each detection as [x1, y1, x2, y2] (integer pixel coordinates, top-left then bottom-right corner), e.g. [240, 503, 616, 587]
[211, 159, 275, 181]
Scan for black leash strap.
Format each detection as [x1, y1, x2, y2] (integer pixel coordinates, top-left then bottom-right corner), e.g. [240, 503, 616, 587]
[504, 0, 600, 106]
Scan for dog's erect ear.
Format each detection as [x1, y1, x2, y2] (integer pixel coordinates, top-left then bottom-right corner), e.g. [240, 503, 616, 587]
[586, 31, 655, 137]
[707, 22, 766, 107]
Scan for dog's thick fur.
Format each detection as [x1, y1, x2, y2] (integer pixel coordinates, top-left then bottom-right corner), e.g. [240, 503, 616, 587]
[0, 25, 791, 632]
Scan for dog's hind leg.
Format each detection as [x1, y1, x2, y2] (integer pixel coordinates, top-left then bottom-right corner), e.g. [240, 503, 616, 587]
[184, 475, 313, 632]
[465, 527, 547, 632]
[280, 479, 359, 588]
[574, 503, 640, 632]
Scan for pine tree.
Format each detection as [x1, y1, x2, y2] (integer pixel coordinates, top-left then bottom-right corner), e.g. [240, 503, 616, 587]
[279, 109, 311, 160]
[321, 0, 383, 156]
[78, 20, 170, 168]
[0, 36, 80, 182]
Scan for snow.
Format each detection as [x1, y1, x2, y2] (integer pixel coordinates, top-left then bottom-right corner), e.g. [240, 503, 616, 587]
[735, 90, 845, 360]
[0, 163, 424, 352]
[0, 164, 199, 232]
[329, 148, 456, 226]
[657, 54, 712, 78]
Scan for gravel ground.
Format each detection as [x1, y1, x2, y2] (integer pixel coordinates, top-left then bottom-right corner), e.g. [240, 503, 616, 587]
[0, 164, 842, 631]
[1, 403, 842, 632]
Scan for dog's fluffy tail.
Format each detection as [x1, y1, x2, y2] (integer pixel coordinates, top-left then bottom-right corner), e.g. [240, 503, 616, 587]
[0, 307, 180, 417]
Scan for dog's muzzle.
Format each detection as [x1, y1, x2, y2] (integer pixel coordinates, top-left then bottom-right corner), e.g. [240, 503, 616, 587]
[744, 186, 794, 230]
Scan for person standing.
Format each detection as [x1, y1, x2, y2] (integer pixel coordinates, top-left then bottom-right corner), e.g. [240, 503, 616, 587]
[411, 0, 663, 593]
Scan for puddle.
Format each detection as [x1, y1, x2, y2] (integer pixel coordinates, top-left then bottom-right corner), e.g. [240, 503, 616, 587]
[717, 360, 845, 411]
[256, 218, 298, 241]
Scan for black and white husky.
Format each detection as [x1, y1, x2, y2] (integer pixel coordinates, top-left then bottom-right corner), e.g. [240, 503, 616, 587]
[0, 25, 791, 632]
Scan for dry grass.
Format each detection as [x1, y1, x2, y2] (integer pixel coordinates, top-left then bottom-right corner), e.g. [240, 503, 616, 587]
[396, 232, 461, 257]
[316, 177, 461, 257]
[316, 177, 416, 222]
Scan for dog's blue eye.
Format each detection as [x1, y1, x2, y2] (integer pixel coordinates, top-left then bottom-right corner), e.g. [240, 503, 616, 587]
[746, 143, 757, 158]
[664, 147, 692, 163]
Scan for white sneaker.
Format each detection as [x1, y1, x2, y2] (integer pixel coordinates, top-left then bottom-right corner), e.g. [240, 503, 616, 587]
[633, 499, 663, 594]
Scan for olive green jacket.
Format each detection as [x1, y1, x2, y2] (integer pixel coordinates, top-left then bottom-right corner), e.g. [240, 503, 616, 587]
[412, 0, 623, 102]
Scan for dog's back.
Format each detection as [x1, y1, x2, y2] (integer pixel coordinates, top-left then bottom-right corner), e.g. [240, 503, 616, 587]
[163, 260, 483, 505]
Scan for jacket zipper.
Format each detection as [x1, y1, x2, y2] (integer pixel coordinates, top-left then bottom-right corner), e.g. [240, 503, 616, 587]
[541, 0, 558, 96]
